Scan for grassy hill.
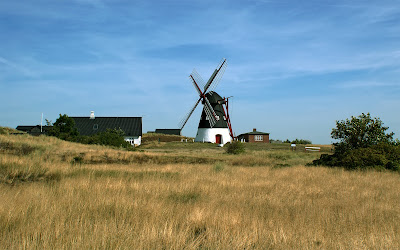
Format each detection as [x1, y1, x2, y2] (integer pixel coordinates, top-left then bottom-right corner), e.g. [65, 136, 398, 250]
[1, 130, 399, 248]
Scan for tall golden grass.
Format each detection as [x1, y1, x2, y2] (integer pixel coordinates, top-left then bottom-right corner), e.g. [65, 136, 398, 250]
[1, 132, 399, 248]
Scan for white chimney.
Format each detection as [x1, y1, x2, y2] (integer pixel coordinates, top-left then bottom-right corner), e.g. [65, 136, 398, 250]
[90, 111, 95, 119]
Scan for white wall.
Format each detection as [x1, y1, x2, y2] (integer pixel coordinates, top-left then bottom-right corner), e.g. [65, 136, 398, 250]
[195, 128, 231, 144]
[124, 136, 141, 146]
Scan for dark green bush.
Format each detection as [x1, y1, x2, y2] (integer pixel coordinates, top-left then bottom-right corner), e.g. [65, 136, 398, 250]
[77, 128, 132, 149]
[226, 141, 245, 155]
[312, 143, 400, 171]
[291, 139, 312, 144]
[311, 113, 399, 171]
[47, 114, 79, 141]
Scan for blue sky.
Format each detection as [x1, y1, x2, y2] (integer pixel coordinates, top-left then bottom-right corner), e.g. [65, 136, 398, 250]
[1, 0, 399, 144]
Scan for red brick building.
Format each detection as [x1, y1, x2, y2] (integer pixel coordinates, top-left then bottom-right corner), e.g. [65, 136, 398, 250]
[237, 128, 270, 143]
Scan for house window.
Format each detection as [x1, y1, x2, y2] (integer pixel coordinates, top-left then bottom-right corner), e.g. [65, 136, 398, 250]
[254, 135, 263, 141]
[93, 124, 98, 130]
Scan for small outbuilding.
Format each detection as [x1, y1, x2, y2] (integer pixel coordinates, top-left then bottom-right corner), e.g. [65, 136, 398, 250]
[237, 128, 270, 143]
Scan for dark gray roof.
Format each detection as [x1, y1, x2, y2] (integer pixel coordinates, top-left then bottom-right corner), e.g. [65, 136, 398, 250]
[16, 125, 52, 135]
[155, 129, 181, 135]
[70, 117, 142, 137]
[239, 130, 270, 136]
[16, 126, 36, 132]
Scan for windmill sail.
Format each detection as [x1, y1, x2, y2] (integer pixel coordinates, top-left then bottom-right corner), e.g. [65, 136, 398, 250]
[204, 58, 227, 92]
[179, 98, 201, 130]
[189, 75, 203, 96]
[203, 96, 218, 127]
[191, 69, 205, 91]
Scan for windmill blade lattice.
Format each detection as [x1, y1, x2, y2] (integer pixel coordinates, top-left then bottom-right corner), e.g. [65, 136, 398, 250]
[191, 69, 205, 91]
[189, 75, 203, 96]
[204, 58, 227, 93]
[203, 95, 218, 127]
[208, 59, 227, 92]
[179, 98, 201, 130]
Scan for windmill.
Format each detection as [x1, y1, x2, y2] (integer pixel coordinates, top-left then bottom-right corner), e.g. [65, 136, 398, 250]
[179, 58, 234, 144]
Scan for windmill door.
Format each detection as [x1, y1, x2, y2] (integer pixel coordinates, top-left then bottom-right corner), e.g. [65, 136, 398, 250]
[216, 134, 222, 144]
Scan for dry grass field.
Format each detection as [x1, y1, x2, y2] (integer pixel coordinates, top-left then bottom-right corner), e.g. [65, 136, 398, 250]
[1, 130, 399, 249]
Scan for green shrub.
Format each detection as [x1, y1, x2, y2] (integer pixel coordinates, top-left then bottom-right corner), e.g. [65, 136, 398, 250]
[291, 139, 312, 144]
[226, 141, 245, 155]
[343, 143, 400, 170]
[311, 113, 399, 171]
[47, 114, 79, 141]
[312, 143, 400, 171]
[78, 128, 132, 149]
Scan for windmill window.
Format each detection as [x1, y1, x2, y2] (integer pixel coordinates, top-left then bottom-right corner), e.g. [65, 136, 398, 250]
[93, 124, 98, 130]
[255, 135, 263, 141]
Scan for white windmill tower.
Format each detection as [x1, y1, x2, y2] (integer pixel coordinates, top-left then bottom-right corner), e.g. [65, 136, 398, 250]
[179, 58, 234, 144]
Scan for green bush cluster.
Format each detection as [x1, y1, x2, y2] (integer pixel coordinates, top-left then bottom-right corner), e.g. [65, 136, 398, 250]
[313, 143, 400, 171]
[77, 128, 132, 149]
[291, 139, 312, 144]
[312, 113, 399, 171]
[47, 114, 79, 141]
[271, 138, 312, 144]
[226, 141, 245, 155]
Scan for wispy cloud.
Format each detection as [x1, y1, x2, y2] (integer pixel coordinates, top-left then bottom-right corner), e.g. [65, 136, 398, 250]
[334, 80, 400, 89]
[0, 56, 37, 77]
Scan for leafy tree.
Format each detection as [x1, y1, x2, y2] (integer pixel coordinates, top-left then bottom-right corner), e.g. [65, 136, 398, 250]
[48, 114, 79, 141]
[312, 113, 399, 171]
[331, 113, 394, 154]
